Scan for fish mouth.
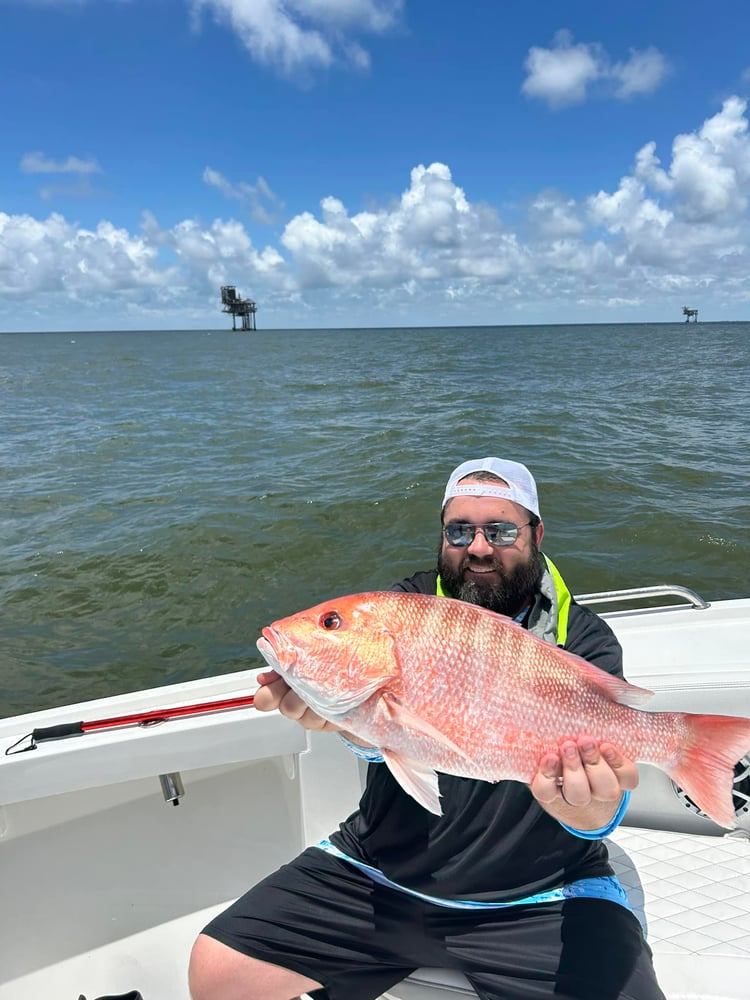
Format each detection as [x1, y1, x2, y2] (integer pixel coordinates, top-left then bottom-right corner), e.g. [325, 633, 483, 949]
[257, 629, 327, 711]
[256, 628, 338, 717]
[257, 627, 290, 673]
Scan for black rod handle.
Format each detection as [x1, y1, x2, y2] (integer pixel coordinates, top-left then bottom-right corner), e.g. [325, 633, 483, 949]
[31, 721, 85, 743]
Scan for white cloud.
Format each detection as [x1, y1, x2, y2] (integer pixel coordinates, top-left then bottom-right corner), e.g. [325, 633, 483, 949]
[0, 212, 162, 297]
[203, 167, 284, 224]
[20, 151, 101, 175]
[5, 97, 750, 326]
[628, 97, 750, 223]
[633, 142, 673, 194]
[612, 46, 670, 99]
[142, 212, 289, 286]
[588, 176, 672, 236]
[292, 0, 402, 32]
[37, 179, 100, 202]
[189, 0, 403, 76]
[281, 162, 525, 288]
[585, 97, 750, 283]
[20, 151, 105, 202]
[522, 31, 602, 108]
[670, 96, 750, 221]
[526, 191, 585, 239]
[522, 30, 669, 108]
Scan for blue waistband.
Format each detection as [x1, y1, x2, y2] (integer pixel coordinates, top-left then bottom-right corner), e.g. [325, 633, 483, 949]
[315, 839, 631, 913]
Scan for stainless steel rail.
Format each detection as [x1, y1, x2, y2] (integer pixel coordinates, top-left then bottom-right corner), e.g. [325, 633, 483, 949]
[575, 584, 710, 610]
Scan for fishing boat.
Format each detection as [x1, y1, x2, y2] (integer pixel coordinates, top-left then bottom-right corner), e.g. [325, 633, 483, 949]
[1, 586, 748, 1000]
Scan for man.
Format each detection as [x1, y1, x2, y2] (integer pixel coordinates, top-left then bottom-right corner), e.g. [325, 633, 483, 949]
[189, 458, 665, 1000]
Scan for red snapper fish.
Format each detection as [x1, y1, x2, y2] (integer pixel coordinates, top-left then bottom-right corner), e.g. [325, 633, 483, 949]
[256, 591, 750, 828]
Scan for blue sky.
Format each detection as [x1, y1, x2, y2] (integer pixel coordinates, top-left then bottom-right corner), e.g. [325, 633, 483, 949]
[3, 0, 750, 331]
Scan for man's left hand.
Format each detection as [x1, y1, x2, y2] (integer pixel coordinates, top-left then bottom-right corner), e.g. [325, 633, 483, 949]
[529, 735, 639, 830]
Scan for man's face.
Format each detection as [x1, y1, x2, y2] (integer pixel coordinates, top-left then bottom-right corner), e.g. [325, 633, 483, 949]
[438, 485, 544, 617]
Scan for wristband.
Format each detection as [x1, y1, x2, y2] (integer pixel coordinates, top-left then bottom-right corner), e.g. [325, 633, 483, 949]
[338, 733, 385, 763]
[558, 791, 631, 840]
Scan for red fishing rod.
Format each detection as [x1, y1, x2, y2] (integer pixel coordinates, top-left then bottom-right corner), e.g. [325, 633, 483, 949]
[5, 693, 256, 755]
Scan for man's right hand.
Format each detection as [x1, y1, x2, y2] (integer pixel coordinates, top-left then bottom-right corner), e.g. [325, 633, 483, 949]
[254, 670, 341, 732]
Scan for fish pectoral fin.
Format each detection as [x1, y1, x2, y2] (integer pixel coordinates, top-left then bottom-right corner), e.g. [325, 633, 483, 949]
[380, 693, 473, 761]
[381, 749, 443, 815]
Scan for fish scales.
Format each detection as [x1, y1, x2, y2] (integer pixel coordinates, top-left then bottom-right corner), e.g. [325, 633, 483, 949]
[370, 599, 675, 778]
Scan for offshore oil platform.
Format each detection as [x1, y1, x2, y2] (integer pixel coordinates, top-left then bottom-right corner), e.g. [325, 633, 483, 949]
[220, 285, 257, 331]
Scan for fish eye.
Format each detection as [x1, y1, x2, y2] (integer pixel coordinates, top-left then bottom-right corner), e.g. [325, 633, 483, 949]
[320, 610, 342, 631]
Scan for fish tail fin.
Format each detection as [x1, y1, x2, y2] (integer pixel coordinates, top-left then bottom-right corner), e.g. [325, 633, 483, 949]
[666, 714, 750, 829]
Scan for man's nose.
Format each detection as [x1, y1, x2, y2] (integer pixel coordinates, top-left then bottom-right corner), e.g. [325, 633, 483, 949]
[467, 529, 494, 556]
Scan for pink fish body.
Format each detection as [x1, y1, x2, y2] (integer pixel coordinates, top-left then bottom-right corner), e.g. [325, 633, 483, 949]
[257, 591, 750, 828]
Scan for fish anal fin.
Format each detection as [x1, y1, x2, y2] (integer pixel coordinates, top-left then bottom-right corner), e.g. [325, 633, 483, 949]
[381, 749, 443, 815]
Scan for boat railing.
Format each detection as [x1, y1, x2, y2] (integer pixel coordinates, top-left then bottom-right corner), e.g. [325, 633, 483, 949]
[575, 584, 710, 610]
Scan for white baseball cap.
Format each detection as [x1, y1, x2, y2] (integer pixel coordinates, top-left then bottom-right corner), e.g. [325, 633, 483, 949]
[442, 458, 541, 518]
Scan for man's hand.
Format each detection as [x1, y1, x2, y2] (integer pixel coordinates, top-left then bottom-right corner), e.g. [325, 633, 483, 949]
[254, 670, 341, 732]
[529, 736, 639, 831]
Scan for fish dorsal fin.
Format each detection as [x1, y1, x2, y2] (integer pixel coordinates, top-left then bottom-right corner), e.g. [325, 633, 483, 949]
[381, 749, 443, 815]
[571, 655, 653, 708]
[380, 692, 473, 761]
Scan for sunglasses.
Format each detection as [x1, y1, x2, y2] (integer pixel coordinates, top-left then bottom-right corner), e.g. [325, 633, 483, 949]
[443, 521, 531, 548]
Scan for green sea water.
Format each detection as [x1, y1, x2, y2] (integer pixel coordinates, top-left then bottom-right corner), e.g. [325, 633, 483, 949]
[1, 323, 748, 718]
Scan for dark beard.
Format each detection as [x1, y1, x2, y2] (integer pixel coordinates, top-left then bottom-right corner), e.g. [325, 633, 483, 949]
[437, 539, 543, 618]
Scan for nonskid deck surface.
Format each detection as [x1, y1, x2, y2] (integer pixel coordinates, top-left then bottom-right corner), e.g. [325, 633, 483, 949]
[606, 826, 750, 999]
[609, 827, 750, 956]
[2, 827, 747, 1000]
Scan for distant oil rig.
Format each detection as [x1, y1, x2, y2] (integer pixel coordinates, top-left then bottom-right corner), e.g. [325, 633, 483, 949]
[682, 306, 698, 323]
[220, 285, 257, 331]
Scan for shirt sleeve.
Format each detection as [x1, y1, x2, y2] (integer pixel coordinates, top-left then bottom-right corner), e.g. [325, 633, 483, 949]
[564, 603, 624, 677]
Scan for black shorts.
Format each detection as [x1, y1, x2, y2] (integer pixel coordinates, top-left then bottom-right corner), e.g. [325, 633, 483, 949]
[201, 847, 665, 1000]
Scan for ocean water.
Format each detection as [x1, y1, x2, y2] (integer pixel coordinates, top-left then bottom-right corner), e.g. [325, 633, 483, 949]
[1, 323, 748, 719]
